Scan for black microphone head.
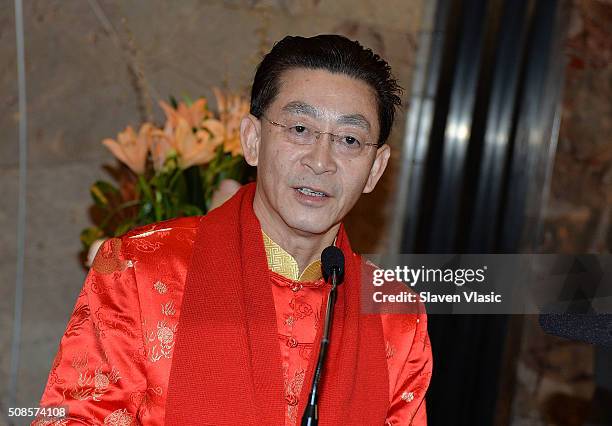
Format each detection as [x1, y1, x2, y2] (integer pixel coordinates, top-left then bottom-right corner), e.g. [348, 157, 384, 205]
[321, 246, 344, 282]
[539, 313, 612, 347]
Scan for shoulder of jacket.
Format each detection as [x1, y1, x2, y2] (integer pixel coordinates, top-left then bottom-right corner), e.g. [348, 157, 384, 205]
[121, 216, 203, 240]
[111, 216, 203, 264]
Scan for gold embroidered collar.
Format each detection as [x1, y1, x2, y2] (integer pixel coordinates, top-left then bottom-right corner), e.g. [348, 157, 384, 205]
[262, 230, 325, 282]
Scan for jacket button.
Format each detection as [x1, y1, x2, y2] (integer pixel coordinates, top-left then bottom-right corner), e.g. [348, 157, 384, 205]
[287, 337, 298, 348]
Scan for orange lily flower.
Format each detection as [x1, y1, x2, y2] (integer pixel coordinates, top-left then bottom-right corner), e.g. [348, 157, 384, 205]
[102, 123, 153, 175]
[172, 118, 223, 169]
[159, 98, 210, 130]
[213, 88, 250, 156]
[148, 128, 176, 172]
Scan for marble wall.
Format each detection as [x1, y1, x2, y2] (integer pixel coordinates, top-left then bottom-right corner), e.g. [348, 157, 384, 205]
[0, 0, 424, 421]
[511, 1, 612, 424]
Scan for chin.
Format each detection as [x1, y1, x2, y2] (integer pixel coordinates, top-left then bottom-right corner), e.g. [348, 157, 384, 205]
[284, 215, 333, 236]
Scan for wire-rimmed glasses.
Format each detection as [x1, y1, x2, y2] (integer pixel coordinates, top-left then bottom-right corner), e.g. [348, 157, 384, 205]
[261, 115, 379, 158]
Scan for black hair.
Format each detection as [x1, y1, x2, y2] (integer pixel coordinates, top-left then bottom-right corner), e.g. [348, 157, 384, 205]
[250, 34, 402, 146]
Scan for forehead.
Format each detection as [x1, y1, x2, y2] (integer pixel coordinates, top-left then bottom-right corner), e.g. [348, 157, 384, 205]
[272, 68, 379, 129]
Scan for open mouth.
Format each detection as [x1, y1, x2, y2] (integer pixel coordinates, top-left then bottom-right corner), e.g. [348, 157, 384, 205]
[295, 187, 329, 198]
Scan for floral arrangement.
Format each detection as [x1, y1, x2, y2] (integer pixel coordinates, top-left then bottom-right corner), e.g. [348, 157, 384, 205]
[80, 88, 253, 263]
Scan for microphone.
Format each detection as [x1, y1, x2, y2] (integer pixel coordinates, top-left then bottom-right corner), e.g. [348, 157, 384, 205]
[539, 313, 612, 347]
[301, 246, 345, 426]
[321, 246, 345, 282]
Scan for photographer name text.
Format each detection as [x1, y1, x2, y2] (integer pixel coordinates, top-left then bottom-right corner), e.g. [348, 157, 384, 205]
[372, 291, 502, 303]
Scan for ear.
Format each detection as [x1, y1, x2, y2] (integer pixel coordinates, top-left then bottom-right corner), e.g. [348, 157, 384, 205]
[240, 114, 261, 166]
[363, 144, 391, 194]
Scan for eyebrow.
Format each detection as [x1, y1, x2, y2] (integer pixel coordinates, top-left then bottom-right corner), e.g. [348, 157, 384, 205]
[281, 101, 371, 131]
[281, 101, 321, 119]
[336, 114, 371, 131]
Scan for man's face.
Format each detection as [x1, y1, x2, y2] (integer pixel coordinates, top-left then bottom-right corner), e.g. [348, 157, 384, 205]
[241, 68, 391, 236]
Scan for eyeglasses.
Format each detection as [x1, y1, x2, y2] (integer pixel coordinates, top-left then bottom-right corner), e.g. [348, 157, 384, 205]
[261, 115, 379, 158]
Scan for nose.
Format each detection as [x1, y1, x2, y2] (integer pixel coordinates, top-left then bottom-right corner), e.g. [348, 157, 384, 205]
[300, 134, 338, 175]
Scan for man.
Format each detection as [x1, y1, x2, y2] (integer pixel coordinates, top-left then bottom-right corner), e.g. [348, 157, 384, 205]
[35, 34, 432, 425]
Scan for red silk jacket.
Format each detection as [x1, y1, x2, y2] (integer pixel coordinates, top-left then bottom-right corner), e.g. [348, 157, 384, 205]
[35, 215, 432, 425]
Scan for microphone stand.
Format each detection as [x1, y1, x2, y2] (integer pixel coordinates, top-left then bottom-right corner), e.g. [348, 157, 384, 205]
[300, 268, 339, 426]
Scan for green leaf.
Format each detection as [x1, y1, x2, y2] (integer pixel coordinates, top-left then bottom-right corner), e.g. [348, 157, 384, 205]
[141, 201, 153, 216]
[137, 175, 154, 203]
[173, 171, 188, 200]
[182, 94, 194, 106]
[178, 203, 203, 216]
[90, 181, 119, 208]
[114, 218, 136, 237]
